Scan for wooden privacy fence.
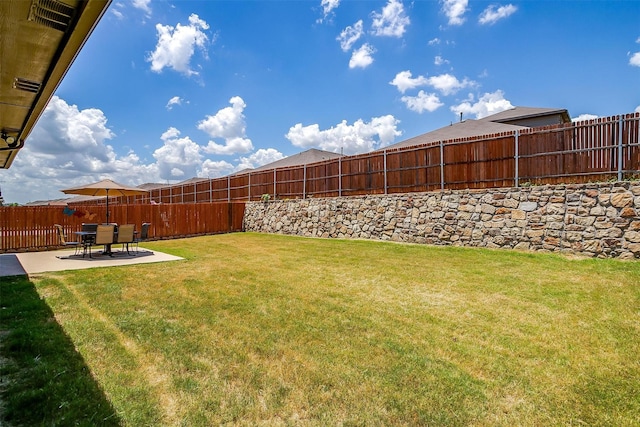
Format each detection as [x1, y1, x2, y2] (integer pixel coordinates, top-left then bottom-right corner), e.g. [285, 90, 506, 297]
[0, 202, 245, 253]
[3, 114, 638, 252]
[100, 113, 637, 204]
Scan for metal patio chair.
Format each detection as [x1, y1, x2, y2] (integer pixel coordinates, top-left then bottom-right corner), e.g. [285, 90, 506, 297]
[116, 224, 135, 255]
[54, 224, 81, 255]
[134, 222, 150, 253]
[89, 224, 115, 258]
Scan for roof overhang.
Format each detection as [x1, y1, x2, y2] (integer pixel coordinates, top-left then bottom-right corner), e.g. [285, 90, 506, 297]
[0, 0, 111, 169]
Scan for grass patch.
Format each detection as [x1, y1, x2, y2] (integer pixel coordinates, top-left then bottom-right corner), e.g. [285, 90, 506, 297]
[0, 275, 120, 426]
[2, 232, 640, 425]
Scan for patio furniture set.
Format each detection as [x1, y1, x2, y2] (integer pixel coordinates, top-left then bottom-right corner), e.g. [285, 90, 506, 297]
[55, 223, 150, 258]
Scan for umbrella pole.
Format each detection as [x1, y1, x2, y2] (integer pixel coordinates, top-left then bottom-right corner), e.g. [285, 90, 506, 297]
[106, 189, 109, 224]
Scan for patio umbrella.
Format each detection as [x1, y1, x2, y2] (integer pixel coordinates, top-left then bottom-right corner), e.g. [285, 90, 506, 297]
[61, 179, 149, 223]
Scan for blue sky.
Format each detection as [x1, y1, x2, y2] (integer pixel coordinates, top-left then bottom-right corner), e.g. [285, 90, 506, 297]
[2, 0, 639, 204]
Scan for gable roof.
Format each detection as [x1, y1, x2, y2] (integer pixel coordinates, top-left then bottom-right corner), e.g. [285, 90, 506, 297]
[25, 194, 102, 206]
[234, 148, 344, 175]
[382, 106, 571, 151]
[175, 177, 211, 185]
[384, 119, 528, 151]
[138, 182, 168, 190]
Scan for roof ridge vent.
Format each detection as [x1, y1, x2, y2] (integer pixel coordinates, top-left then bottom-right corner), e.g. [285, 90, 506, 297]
[28, 0, 75, 32]
[14, 77, 42, 94]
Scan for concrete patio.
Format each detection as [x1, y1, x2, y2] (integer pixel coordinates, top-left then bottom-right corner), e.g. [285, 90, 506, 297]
[0, 247, 183, 277]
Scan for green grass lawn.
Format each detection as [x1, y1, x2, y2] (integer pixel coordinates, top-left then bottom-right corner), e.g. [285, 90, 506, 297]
[2, 232, 640, 426]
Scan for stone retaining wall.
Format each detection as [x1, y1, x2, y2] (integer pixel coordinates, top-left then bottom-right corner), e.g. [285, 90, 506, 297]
[243, 182, 640, 259]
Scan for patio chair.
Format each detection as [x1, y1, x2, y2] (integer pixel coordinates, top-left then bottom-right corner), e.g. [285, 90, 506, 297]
[81, 222, 98, 251]
[134, 222, 150, 253]
[81, 223, 98, 233]
[54, 224, 81, 255]
[116, 224, 135, 255]
[89, 224, 115, 258]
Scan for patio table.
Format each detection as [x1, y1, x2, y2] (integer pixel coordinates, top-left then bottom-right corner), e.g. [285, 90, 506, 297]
[75, 230, 138, 257]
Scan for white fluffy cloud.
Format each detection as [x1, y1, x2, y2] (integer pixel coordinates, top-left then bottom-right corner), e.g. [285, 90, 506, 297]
[427, 73, 474, 95]
[132, 0, 151, 15]
[572, 114, 599, 122]
[319, 0, 341, 22]
[478, 4, 517, 25]
[236, 148, 285, 171]
[401, 91, 444, 113]
[391, 71, 473, 97]
[19, 96, 115, 167]
[198, 96, 253, 155]
[450, 90, 514, 119]
[434, 56, 449, 66]
[198, 96, 247, 140]
[199, 159, 235, 178]
[441, 0, 468, 26]
[153, 127, 203, 179]
[203, 137, 253, 156]
[147, 14, 209, 76]
[349, 43, 376, 69]
[371, 0, 410, 37]
[286, 115, 401, 155]
[111, 8, 124, 20]
[627, 37, 640, 67]
[337, 20, 364, 52]
[389, 70, 428, 93]
[2, 96, 160, 203]
[166, 96, 183, 110]
[0, 95, 292, 204]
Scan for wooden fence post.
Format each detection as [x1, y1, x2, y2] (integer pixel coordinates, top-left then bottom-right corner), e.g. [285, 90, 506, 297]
[618, 116, 624, 181]
[338, 156, 342, 197]
[303, 165, 307, 199]
[515, 131, 520, 187]
[383, 149, 388, 195]
[439, 141, 445, 191]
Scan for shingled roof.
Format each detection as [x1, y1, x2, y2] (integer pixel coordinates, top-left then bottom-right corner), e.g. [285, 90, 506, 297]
[234, 148, 344, 175]
[382, 106, 571, 151]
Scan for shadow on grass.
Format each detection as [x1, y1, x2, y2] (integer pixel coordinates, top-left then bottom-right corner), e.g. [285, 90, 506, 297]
[0, 275, 121, 426]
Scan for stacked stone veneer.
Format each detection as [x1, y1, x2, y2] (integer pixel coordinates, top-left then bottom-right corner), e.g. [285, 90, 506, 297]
[243, 182, 640, 259]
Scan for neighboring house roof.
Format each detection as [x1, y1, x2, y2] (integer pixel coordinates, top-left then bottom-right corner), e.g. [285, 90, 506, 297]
[483, 106, 571, 127]
[234, 148, 345, 175]
[175, 177, 211, 185]
[137, 182, 168, 190]
[24, 198, 72, 206]
[382, 106, 571, 151]
[25, 195, 99, 206]
[384, 120, 529, 151]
